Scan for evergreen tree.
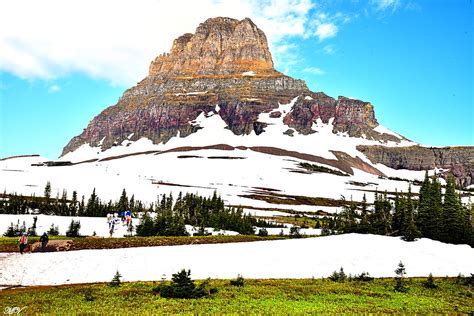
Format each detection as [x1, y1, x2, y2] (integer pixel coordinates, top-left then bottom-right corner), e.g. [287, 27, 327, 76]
[392, 190, 405, 236]
[86, 188, 99, 217]
[117, 188, 129, 212]
[359, 194, 369, 232]
[402, 185, 420, 241]
[70, 191, 78, 216]
[441, 176, 463, 243]
[44, 181, 52, 212]
[59, 189, 68, 216]
[394, 261, 408, 292]
[417, 171, 432, 237]
[109, 270, 122, 287]
[428, 176, 442, 240]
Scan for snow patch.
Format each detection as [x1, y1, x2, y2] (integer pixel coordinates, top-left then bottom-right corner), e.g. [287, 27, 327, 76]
[175, 91, 208, 96]
[373, 124, 403, 139]
[242, 71, 255, 76]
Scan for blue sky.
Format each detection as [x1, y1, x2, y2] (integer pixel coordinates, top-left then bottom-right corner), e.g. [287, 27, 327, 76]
[0, 0, 472, 159]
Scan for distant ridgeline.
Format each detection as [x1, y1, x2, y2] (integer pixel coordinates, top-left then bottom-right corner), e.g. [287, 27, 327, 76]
[1, 172, 472, 246]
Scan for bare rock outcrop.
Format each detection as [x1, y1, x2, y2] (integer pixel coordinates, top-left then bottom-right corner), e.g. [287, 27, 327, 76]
[357, 145, 474, 187]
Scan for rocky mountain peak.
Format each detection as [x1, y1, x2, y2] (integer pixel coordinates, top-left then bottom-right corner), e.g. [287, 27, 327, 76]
[63, 17, 390, 160]
[149, 17, 277, 78]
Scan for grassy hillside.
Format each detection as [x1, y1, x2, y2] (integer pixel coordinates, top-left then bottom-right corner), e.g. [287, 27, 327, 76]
[1, 278, 472, 314]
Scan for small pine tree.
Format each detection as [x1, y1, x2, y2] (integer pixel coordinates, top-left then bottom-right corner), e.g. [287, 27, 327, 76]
[329, 267, 347, 282]
[66, 219, 81, 237]
[289, 226, 302, 238]
[258, 228, 268, 237]
[423, 273, 437, 289]
[109, 270, 122, 287]
[230, 274, 245, 287]
[48, 223, 60, 236]
[394, 261, 408, 292]
[159, 269, 205, 299]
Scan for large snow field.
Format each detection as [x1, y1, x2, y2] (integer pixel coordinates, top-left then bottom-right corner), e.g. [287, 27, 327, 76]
[0, 234, 472, 286]
[0, 148, 430, 215]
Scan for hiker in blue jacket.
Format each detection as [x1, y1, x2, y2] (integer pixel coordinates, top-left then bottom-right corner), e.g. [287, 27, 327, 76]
[39, 232, 49, 251]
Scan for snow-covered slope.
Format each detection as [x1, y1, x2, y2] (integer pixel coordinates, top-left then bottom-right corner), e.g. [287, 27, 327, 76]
[0, 234, 472, 286]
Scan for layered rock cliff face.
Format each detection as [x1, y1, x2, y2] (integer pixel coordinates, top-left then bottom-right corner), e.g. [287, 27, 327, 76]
[357, 145, 474, 186]
[62, 17, 401, 155]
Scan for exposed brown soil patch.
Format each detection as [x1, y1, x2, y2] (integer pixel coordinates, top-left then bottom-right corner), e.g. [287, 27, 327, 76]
[31, 240, 73, 252]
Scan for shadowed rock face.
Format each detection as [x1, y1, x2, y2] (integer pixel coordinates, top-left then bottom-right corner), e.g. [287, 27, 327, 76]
[357, 145, 474, 187]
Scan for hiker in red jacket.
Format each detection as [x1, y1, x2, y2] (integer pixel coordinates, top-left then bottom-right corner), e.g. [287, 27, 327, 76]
[18, 232, 28, 254]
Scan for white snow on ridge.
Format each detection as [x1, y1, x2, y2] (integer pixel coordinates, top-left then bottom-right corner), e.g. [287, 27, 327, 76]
[373, 124, 403, 140]
[0, 234, 472, 286]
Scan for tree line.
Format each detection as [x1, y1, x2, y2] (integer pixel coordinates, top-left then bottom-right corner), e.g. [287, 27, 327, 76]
[335, 173, 473, 246]
[0, 182, 278, 236]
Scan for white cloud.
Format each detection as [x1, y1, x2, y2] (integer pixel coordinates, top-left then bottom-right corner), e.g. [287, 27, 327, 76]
[0, 0, 317, 86]
[371, 0, 400, 12]
[302, 67, 325, 75]
[315, 23, 338, 40]
[48, 84, 60, 93]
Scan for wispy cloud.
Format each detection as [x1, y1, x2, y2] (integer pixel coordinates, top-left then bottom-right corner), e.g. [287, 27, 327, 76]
[48, 84, 60, 93]
[315, 23, 338, 41]
[371, 0, 400, 12]
[302, 67, 325, 75]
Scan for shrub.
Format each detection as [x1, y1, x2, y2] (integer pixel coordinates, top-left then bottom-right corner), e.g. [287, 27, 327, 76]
[354, 272, 374, 282]
[329, 267, 347, 282]
[423, 273, 437, 289]
[48, 223, 59, 236]
[289, 226, 302, 238]
[159, 269, 213, 299]
[258, 228, 268, 237]
[109, 271, 122, 287]
[230, 274, 245, 287]
[83, 288, 95, 302]
[3, 221, 22, 237]
[66, 220, 81, 237]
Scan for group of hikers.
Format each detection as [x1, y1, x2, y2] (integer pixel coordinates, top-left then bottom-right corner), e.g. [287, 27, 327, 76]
[107, 210, 132, 237]
[18, 232, 49, 254]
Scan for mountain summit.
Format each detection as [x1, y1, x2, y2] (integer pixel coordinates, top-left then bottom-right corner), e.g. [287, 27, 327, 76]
[149, 17, 277, 78]
[62, 17, 390, 156]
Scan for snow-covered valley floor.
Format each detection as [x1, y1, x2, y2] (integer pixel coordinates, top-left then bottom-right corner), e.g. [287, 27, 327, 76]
[0, 234, 472, 287]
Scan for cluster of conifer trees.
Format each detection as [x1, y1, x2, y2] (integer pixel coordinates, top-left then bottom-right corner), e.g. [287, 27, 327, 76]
[135, 192, 267, 236]
[336, 173, 473, 245]
[0, 183, 271, 236]
[0, 183, 147, 217]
